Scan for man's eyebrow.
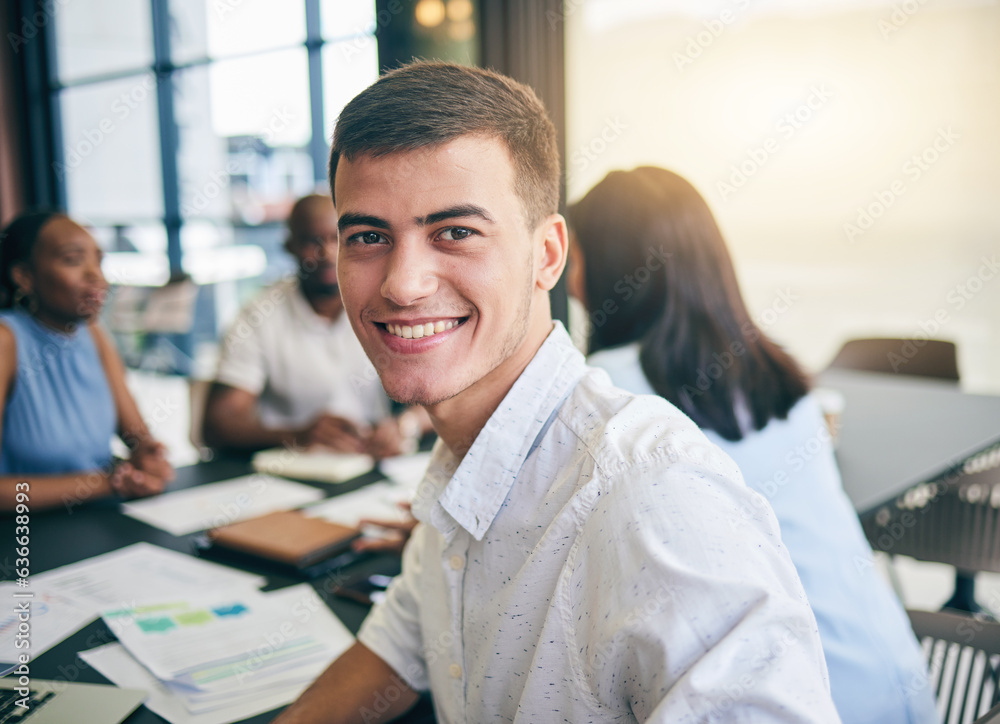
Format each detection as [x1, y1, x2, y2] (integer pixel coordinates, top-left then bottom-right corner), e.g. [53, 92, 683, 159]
[338, 213, 390, 231]
[418, 204, 496, 226]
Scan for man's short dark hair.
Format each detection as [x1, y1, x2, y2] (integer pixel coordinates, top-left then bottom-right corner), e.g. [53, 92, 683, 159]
[329, 61, 560, 229]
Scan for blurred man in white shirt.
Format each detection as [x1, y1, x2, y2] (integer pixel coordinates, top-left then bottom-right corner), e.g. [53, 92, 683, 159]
[203, 194, 424, 457]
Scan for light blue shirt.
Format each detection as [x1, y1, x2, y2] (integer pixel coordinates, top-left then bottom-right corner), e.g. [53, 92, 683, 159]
[1, 308, 116, 475]
[588, 342, 938, 724]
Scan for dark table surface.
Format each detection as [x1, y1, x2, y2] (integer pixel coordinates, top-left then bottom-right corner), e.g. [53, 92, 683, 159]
[0, 455, 435, 723]
[817, 369, 1000, 514]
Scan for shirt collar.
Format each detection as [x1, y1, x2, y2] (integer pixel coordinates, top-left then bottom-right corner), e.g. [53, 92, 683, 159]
[413, 322, 587, 542]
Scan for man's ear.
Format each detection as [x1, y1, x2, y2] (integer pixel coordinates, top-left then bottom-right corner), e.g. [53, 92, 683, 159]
[10, 264, 33, 297]
[535, 214, 568, 292]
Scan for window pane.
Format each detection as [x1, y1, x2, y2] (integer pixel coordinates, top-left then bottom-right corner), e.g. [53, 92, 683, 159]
[321, 0, 377, 39]
[176, 51, 314, 223]
[91, 223, 170, 287]
[322, 40, 379, 141]
[168, 0, 210, 64]
[54, 0, 153, 82]
[204, 0, 305, 59]
[59, 75, 164, 221]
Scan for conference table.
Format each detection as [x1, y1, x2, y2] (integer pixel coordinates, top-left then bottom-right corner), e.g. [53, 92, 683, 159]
[0, 456, 436, 724]
[817, 368, 1000, 515]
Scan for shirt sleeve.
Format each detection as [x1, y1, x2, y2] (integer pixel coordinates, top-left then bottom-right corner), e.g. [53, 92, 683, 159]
[570, 441, 840, 722]
[213, 306, 267, 395]
[357, 523, 430, 692]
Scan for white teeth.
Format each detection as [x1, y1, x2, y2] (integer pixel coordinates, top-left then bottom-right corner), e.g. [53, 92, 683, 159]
[385, 320, 459, 339]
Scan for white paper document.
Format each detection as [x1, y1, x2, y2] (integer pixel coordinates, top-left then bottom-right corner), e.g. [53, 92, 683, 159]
[252, 447, 375, 484]
[303, 481, 415, 528]
[33, 542, 265, 612]
[121, 474, 325, 535]
[0, 583, 95, 663]
[5, 544, 263, 665]
[84, 585, 353, 724]
[80, 644, 308, 724]
[378, 451, 433, 490]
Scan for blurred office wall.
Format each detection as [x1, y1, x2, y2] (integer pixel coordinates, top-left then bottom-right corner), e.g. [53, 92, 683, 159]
[566, 0, 1000, 393]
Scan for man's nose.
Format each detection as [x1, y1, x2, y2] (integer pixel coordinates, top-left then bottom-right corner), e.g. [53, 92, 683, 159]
[381, 240, 438, 306]
[86, 257, 107, 286]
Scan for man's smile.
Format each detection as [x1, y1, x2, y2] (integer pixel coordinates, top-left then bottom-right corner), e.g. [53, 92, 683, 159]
[378, 317, 468, 339]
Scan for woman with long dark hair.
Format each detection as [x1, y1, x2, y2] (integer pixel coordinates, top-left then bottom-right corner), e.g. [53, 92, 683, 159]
[568, 167, 936, 724]
[0, 210, 173, 511]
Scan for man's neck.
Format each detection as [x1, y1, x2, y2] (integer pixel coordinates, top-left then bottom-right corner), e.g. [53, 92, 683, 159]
[426, 314, 554, 460]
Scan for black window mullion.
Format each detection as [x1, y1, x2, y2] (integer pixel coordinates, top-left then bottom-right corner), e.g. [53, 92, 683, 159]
[17, 0, 61, 209]
[305, 0, 327, 186]
[150, 0, 182, 275]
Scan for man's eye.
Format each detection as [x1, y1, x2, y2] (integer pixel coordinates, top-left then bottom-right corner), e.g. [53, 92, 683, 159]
[439, 227, 473, 241]
[352, 231, 385, 245]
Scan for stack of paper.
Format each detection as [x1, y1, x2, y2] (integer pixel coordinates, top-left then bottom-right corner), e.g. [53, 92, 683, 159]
[252, 448, 375, 484]
[4, 543, 266, 665]
[87, 585, 353, 723]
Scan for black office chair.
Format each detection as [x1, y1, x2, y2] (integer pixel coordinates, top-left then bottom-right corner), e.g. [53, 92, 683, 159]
[908, 609, 1000, 723]
[827, 337, 960, 382]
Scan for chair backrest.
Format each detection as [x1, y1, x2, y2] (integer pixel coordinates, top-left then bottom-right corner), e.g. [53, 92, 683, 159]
[908, 609, 1000, 723]
[827, 337, 959, 381]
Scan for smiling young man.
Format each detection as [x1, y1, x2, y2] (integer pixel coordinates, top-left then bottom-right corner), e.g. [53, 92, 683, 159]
[274, 62, 839, 724]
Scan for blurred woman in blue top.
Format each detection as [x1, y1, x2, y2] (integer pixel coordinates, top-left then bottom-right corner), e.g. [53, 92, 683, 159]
[567, 167, 937, 724]
[0, 210, 173, 511]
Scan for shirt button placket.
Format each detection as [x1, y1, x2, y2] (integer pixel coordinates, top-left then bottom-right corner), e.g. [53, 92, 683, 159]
[444, 541, 467, 712]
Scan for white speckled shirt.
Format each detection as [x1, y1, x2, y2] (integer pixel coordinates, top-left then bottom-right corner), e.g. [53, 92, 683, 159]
[357, 324, 840, 723]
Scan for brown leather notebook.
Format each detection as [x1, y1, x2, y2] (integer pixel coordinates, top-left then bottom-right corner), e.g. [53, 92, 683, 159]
[207, 510, 360, 569]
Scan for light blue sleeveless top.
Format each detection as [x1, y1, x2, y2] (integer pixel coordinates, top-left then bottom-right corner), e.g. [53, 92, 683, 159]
[0, 308, 116, 475]
[589, 343, 939, 724]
